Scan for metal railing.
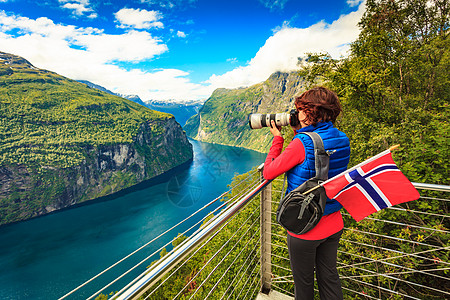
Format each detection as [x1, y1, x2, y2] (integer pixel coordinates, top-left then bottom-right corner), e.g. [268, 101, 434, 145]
[267, 181, 450, 299]
[61, 166, 450, 300]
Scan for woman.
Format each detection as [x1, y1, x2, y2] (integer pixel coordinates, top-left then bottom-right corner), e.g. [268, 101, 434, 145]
[263, 87, 350, 300]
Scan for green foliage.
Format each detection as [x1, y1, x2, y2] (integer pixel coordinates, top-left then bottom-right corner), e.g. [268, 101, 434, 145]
[185, 87, 271, 152]
[99, 170, 447, 299]
[185, 0, 448, 186]
[338, 189, 449, 299]
[299, 0, 449, 185]
[294, 0, 450, 297]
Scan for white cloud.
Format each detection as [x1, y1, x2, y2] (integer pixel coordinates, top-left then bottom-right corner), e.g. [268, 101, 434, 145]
[177, 31, 186, 38]
[347, 0, 364, 7]
[226, 57, 238, 64]
[0, 11, 166, 62]
[75, 30, 168, 62]
[115, 8, 164, 29]
[259, 0, 289, 11]
[206, 2, 366, 89]
[62, 3, 90, 16]
[58, 0, 95, 17]
[0, 11, 208, 101]
[140, 0, 197, 9]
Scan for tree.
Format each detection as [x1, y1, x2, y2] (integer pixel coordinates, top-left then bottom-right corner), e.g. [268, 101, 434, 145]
[300, 0, 449, 184]
[297, 1, 449, 297]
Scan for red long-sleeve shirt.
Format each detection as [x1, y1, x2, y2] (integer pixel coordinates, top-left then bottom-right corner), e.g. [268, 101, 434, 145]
[263, 135, 343, 240]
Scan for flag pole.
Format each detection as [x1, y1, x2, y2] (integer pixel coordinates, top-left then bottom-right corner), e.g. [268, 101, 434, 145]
[389, 144, 400, 151]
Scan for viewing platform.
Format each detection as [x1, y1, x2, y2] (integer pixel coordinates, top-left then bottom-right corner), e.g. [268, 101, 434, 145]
[60, 165, 449, 300]
[256, 290, 293, 300]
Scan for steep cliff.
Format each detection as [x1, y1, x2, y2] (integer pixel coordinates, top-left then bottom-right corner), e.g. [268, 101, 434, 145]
[0, 52, 193, 225]
[184, 71, 306, 152]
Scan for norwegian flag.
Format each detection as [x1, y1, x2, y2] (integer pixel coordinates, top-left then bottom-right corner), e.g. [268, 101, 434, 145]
[322, 149, 420, 221]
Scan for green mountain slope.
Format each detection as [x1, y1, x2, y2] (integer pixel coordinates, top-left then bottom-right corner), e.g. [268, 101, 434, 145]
[0, 52, 193, 225]
[184, 72, 306, 153]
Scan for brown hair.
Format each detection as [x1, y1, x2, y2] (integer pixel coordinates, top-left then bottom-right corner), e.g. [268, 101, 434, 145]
[294, 87, 342, 126]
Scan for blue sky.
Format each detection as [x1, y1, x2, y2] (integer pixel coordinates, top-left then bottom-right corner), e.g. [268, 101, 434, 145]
[0, 0, 365, 101]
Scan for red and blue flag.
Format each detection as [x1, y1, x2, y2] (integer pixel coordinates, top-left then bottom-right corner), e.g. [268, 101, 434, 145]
[322, 149, 420, 221]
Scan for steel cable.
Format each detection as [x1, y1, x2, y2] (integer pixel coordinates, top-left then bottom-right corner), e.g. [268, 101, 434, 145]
[173, 199, 261, 299]
[186, 213, 261, 300]
[218, 243, 259, 300]
[342, 212, 449, 234]
[338, 252, 450, 296]
[204, 237, 259, 300]
[341, 272, 423, 300]
[96, 177, 262, 299]
[226, 252, 259, 299]
[342, 227, 444, 249]
[235, 260, 259, 299]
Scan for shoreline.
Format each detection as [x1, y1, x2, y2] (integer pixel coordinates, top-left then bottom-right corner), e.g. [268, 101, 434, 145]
[0, 158, 194, 229]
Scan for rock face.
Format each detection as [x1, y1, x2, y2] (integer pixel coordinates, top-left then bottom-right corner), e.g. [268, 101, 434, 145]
[0, 52, 193, 225]
[0, 117, 192, 226]
[184, 71, 306, 152]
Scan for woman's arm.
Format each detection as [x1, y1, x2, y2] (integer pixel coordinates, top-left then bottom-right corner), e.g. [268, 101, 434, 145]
[263, 137, 305, 179]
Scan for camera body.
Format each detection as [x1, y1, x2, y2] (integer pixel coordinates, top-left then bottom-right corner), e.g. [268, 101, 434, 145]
[248, 109, 299, 129]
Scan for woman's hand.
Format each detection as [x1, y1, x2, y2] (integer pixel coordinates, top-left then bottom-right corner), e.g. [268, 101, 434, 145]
[269, 120, 282, 137]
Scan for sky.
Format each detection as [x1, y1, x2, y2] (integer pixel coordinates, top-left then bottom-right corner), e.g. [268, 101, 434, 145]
[0, 0, 366, 102]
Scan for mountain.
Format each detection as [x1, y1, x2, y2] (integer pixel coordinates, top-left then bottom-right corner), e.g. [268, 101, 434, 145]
[184, 72, 306, 152]
[0, 52, 193, 226]
[117, 94, 148, 107]
[77, 80, 201, 127]
[77, 80, 117, 95]
[145, 100, 203, 126]
[77, 80, 148, 107]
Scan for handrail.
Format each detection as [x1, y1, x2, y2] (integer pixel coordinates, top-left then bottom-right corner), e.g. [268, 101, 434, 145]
[109, 179, 449, 300]
[111, 178, 272, 300]
[59, 172, 449, 300]
[412, 182, 450, 192]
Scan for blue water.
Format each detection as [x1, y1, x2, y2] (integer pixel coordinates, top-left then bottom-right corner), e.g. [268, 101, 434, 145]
[0, 139, 266, 299]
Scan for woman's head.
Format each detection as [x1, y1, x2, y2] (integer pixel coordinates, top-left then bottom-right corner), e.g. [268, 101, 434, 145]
[294, 87, 342, 126]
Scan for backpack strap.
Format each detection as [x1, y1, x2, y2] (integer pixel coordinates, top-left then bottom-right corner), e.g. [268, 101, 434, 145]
[279, 132, 330, 197]
[299, 132, 329, 181]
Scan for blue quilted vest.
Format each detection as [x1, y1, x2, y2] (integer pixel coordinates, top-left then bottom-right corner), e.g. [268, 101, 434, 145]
[286, 122, 350, 215]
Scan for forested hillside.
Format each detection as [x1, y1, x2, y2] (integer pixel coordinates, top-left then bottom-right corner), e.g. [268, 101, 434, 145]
[184, 72, 306, 152]
[0, 52, 193, 225]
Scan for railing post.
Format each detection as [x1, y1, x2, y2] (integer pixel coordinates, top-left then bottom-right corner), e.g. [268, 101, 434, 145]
[259, 166, 272, 294]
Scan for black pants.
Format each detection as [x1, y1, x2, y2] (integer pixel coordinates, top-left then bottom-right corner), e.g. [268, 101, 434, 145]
[287, 229, 343, 300]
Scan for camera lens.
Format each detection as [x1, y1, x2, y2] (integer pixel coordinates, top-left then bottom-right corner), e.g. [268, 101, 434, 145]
[248, 113, 290, 129]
